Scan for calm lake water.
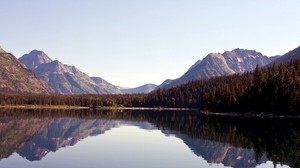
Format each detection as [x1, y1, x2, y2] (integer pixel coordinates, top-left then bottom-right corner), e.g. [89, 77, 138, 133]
[0, 109, 298, 168]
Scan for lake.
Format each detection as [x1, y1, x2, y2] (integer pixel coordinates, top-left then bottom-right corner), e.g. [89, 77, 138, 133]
[0, 109, 298, 168]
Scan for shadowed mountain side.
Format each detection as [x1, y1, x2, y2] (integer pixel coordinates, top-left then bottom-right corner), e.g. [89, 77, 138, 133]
[270, 45, 300, 65]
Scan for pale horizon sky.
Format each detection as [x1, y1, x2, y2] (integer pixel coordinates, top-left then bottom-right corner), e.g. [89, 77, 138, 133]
[1, 0, 300, 87]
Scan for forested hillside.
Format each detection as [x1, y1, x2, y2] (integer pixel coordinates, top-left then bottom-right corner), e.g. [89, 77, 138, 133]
[144, 58, 300, 113]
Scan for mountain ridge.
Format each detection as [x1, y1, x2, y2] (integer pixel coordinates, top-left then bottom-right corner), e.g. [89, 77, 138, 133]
[121, 84, 157, 94]
[19, 50, 122, 95]
[157, 48, 279, 90]
[269, 45, 300, 65]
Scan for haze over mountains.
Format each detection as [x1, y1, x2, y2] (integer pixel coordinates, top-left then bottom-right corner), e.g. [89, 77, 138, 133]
[120, 84, 157, 94]
[157, 48, 280, 89]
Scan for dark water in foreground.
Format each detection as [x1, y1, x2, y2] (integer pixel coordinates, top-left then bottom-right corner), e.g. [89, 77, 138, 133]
[0, 109, 298, 168]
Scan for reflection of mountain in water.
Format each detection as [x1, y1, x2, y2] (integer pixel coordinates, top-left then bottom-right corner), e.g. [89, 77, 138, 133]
[17, 118, 156, 161]
[0, 109, 299, 168]
[0, 117, 52, 159]
[164, 131, 268, 168]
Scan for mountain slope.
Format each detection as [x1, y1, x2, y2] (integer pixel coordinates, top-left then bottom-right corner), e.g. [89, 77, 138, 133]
[157, 48, 277, 89]
[19, 50, 122, 95]
[270, 45, 300, 64]
[121, 84, 157, 94]
[0, 48, 53, 94]
[91, 77, 122, 94]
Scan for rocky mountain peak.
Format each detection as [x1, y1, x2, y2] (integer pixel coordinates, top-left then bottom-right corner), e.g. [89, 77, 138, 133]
[223, 48, 269, 73]
[157, 48, 276, 90]
[230, 48, 263, 57]
[19, 49, 53, 70]
[19, 50, 122, 95]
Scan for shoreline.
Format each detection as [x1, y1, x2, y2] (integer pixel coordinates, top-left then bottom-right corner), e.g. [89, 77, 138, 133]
[0, 105, 197, 111]
[95, 106, 198, 111]
[200, 111, 300, 119]
[0, 105, 89, 109]
[0, 105, 299, 119]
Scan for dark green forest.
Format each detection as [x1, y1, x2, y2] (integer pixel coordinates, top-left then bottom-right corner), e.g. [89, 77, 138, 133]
[144, 58, 300, 113]
[0, 58, 299, 114]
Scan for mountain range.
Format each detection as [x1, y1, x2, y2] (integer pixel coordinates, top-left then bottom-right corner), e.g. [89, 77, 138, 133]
[157, 48, 280, 90]
[18, 50, 157, 94]
[1, 45, 299, 95]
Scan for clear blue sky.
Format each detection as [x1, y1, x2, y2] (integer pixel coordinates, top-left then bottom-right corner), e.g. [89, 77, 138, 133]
[1, 0, 300, 87]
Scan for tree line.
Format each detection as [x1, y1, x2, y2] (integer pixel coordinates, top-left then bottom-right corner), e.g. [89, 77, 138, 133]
[0, 58, 299, 114]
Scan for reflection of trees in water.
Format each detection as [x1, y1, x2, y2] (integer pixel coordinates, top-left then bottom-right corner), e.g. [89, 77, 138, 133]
[0, 109, 299, 167]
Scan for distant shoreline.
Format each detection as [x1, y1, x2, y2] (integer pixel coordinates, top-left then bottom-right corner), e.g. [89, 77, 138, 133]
[0, 105, 197, 111]
[0, 105, 89, 109]
[199, 111, 300, 119]
[0, 105, 299, 119]
[95, 106, 198, 111]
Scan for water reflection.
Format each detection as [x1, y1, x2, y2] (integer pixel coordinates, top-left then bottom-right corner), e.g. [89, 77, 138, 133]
[0, 109, 298, 168]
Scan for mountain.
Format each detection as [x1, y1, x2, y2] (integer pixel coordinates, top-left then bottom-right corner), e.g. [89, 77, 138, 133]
[91, 77, 122, 94]
[270, 45, 300, 64]
[157, 48, 278, 90]
[0, 48, 53, 94]
[121, 84, 157, 94]
[19, 50, 122, 95]
[18, 50, 52, 70]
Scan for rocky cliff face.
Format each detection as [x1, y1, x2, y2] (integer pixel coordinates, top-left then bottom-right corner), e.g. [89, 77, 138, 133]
[0, 48, 54, 94]
[19, 50, 122, 94]
[157, 48, 278, 90]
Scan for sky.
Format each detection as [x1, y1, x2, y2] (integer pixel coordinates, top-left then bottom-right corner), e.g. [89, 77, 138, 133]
[1, 0, 300, 87]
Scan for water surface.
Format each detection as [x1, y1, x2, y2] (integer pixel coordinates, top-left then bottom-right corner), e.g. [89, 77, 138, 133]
[0, 109, 298, 168]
